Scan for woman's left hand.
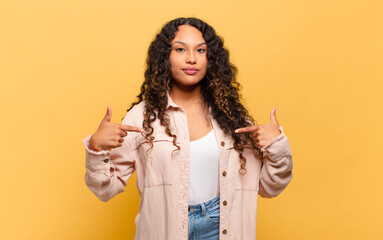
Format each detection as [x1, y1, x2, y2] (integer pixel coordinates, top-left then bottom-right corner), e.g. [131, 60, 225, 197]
[235, 107, 282, 148]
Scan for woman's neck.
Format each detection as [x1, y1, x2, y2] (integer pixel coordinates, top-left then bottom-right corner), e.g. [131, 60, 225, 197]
[169, 84, 203, 110]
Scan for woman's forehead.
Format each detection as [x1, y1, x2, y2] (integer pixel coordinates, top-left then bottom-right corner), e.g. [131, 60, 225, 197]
[171, 25, 205, 45]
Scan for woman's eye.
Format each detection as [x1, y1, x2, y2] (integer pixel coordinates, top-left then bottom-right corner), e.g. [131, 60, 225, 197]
[197, 48, 206, 53]
[176, 48, 185, 52]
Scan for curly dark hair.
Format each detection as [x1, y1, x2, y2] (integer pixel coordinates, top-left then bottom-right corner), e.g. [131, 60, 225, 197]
[127, 17, 259, 175]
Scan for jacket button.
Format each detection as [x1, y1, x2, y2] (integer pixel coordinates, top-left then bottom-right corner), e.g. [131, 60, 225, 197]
[222, 229, 227, 234]
[221, 141, 225, 147]
[223, 200, 227, 206]
[222, 171, 227, 176]
[103, 159, 109, 163]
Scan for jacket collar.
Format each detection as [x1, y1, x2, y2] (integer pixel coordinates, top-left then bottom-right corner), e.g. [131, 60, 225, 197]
[166, 93, 182, 110]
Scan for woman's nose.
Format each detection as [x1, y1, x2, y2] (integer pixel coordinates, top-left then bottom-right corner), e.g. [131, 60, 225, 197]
[186, 52, 196, 64]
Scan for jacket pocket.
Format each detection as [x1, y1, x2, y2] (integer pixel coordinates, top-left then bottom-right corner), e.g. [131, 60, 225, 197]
[135, 134, 176, 188]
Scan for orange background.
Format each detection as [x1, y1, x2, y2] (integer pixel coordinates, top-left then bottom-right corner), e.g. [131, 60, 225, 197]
[1, 0, 382, 239]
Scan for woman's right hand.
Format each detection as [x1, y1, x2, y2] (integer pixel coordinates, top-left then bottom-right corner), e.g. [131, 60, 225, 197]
[89, 106, 144, 152]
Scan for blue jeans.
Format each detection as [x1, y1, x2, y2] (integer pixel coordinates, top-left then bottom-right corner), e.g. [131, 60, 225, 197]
[188, 194, 220, 240]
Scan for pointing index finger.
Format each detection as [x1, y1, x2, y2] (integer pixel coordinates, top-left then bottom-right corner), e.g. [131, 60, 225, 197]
[119, 124, 145, 133]
[235, 125, 259, 133]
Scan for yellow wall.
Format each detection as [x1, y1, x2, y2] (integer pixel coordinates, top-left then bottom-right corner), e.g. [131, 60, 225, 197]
[1, 0, 382, 239]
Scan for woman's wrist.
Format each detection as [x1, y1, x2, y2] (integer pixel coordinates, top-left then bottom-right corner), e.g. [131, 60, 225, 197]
[89, 135, 103, 152]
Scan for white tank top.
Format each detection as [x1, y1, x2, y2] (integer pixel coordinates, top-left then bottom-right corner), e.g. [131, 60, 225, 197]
[188, 129, 220, 205]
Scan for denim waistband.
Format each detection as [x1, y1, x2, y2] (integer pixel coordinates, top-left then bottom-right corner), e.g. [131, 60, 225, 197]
[188, 194, 220, 212]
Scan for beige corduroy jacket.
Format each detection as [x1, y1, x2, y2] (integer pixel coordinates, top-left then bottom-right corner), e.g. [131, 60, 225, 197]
[83, 95, 293, 240]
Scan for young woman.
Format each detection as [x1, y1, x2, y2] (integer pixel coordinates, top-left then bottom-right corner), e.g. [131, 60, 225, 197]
[83, 17, 293, 240]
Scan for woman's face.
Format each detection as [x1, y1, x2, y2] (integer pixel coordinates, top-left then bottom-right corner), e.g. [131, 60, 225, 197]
[169, 25, 208, 89]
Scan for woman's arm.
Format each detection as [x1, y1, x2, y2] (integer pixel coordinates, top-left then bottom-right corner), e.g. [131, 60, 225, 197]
[83, 135, 138, 202]
[235, 108, 293, 198]
[83, 106, 144, 202]
[258, 126, 293, 198]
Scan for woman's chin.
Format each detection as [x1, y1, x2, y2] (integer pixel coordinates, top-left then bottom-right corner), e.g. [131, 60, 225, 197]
[171, 80, 202, 92]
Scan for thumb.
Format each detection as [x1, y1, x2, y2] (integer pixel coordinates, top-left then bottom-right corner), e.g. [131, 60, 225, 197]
[102, 105, 112, 123]
[270, 107, 279, 126]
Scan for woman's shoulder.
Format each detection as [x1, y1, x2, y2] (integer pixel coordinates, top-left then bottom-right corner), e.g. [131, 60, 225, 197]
[128, 100, 147, 113]
[122, 101, 146, 126]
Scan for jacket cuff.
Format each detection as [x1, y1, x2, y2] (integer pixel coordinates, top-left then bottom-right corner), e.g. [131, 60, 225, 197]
[83, 135, 111, 171]
[260, 126, 292, 162]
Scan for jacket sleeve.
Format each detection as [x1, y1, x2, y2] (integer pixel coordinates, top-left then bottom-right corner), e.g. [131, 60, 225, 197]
[83, 114, 140, 202]
[258, 126, 293, 198]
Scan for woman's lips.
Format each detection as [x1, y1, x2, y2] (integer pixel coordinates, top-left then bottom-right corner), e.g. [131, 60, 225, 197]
[183, 69, 198, 75]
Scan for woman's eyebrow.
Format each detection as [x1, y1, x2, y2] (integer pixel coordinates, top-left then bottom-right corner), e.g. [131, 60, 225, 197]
[173, 41, 207, 47]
